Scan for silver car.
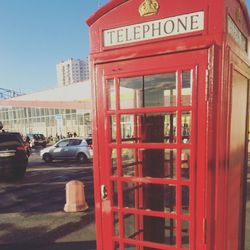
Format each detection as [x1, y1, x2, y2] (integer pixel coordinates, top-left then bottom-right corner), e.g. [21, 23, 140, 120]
[40, 137, 93, 163]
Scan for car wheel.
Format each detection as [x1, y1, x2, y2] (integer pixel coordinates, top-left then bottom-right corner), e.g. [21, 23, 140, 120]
[77, 153, 88, 163]
[43, 153, 52, 163]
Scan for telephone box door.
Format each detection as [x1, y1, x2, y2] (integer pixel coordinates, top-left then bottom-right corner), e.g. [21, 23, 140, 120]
[95, 50, 208, 250]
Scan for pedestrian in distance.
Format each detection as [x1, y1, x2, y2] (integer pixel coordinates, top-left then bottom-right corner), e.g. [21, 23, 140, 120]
[0, 121, 5, 132]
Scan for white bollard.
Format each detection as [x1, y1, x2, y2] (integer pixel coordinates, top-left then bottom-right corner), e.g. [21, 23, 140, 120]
[64, 180, 88, 212]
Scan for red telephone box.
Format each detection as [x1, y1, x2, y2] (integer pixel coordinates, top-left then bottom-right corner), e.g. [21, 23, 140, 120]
[87, 1, 250, 249]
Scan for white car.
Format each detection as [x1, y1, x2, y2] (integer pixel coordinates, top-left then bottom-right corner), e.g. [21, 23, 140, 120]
[40, 137, 93, 163]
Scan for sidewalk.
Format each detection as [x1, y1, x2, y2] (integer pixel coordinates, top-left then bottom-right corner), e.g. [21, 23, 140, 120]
[0, 210, 96, 250]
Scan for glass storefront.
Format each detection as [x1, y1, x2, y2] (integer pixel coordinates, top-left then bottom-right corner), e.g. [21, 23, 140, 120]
[0, 106, 92, 138]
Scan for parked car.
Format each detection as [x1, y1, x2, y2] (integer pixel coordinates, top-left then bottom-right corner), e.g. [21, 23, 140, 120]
[40, 137, 93, 163]
[27, 133, 47, 148]
[10, 132, 31, 157]
[85, 137, 92, 149]
[0, 131, 28, 179]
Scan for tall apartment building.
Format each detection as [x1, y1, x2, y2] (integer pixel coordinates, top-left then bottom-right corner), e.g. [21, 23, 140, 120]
[56, 58, 89, 87]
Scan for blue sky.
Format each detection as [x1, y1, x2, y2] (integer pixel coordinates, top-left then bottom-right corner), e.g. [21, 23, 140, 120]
[0, 0, 249, 93]
[0, 0, 108, 93]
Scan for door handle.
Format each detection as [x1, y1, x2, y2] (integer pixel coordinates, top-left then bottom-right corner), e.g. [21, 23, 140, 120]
[101, 185, 108, 200]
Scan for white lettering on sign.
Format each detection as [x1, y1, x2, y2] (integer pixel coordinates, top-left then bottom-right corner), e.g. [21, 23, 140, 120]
[103, 11, 204, 47]
[228, 16, 247, 51]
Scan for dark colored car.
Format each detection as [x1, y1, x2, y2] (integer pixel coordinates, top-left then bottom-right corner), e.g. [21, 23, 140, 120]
[27, 133, 47, 148]
[85, 138, 92, 149]
[0, 132, 28, 179]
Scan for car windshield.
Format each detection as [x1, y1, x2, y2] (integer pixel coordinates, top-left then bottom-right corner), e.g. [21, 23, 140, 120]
[32, 134, 45, 140]
[33, 135, 39, 139]
[38, 134, 45, 139]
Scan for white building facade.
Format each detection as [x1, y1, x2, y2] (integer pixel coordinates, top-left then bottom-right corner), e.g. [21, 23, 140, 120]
[0, 81, 92, 138]
[56, 58, 89, 87]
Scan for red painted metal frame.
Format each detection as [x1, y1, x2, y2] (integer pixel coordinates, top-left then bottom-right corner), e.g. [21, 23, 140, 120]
[88, 1, 250, 250]
[94, 51, 208, 250]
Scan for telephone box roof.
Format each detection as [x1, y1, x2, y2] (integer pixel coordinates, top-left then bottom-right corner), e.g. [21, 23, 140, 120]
[87, 0, 249, 30]
[87, 0, 128, 26]
[87, 0, 249, 61]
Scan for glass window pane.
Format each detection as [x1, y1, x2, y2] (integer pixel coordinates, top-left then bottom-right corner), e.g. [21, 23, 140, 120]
[121, 113, 177, 144]
[114, 241, 120, 250]
[142, 149, 175, 178]
[123, 182, 138, 208]
[49, 109, 55, 116]
[45, 117, 49, 125]
[123, 213, 176, 246]
[120, 77, 143, 109]
[113, 212, 119, 236]
[164, 149, 177, 179]
[122, 182, 176, 213]
[141, 113, 176, 143]
[182, 186, 189, 214]
[112, 149, 118, 176]
[121, 114, 139, 144]
[164, 113, 177, 143]
[28, 107, 32, 117]
[182, 70, 192, 106]
[124, 244, 136, 250]
[120, 72, 177, 109]
[182, 220, 190, 248]
[182, 111, 191, 143]
[165, 218, 176, 246]
[181, 149, 190, 180]
[112, 181, 118, 207]
[121, 114, 135, 143]
[36, 108, 40, 117]
[124, 213, 137, 239]
[121, 148, 176, 179]
[107, 79, 116, 110]
[144, 72, 176, 107]
[110, 115, 116, 142]
[57, 139, 69, 147]
[121, 148, 139, 176]
[68, 139, 81, 146]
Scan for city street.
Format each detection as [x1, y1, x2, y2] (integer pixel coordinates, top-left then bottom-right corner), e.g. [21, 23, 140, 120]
[0, 148, 250, 249]
[0, 149, 96, 250]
